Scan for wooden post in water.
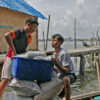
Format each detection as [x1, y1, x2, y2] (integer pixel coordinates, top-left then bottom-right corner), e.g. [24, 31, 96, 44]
[80, 55, 85, 75]
[99, 37, 100, 46]
[90, 38, 92, 46]
[93, 34, 95, 46]
[74, 18, 77, 63]
[74, 18, 77, 49]
[96, 30, 99, 46]
[42, 31, 46, 50]
[45, 15, 50, 51]
[95, 57, 100, 87]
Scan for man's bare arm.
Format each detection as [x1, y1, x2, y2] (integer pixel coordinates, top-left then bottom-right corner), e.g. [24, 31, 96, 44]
[5, 32, 16, 56]
[51, 57, 69, 74]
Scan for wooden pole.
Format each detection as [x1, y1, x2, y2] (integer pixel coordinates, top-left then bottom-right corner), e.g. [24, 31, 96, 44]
[90, 38, 92, 46]
[45, 15, 50, 51]
[36, 26, 38, 51]
[80, 55, 85, 75]
[42, 31, 46, 51]
[99, 37, 100, 46]
[98, 31, 100, 46]
[74, 18, 77, 49]
[96, 30, 99, 46]
[74, 18, 77, 63]
[93, 34, 94, 46]
[96, 59, 100, 87]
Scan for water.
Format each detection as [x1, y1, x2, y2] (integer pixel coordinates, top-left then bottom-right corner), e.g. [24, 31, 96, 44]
[38, 40, 83, 51]
[1, 40, 99, 99]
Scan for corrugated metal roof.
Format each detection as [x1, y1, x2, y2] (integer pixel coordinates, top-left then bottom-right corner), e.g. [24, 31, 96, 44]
[0, 0, 47, 19]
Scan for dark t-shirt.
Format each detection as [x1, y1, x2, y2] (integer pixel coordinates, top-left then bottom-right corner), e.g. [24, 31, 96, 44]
[13, 29, 28, 54]
[6, 29, 32, 57]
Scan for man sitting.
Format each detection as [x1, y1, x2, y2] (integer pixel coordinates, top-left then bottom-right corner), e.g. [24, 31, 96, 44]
[51, 34, 77, 100]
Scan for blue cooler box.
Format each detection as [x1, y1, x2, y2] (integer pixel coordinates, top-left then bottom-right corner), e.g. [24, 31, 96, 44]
[12, 57, 53, 82]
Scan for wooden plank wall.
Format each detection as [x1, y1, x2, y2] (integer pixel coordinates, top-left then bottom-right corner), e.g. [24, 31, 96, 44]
[0, 7, 38, 52]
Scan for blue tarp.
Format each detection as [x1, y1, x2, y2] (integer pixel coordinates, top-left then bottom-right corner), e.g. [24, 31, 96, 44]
[0, 0, 47, 19]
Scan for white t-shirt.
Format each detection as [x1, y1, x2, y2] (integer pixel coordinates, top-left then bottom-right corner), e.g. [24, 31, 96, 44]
[53, 48, 75, 75]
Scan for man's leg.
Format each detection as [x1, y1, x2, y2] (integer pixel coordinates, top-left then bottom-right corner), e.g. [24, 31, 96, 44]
[0, 78, 9, 97]
[63, 77, 71, 100]
[0, 56, 12, 97]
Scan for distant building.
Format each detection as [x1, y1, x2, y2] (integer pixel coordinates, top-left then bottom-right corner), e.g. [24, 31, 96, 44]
[0, 0, 46, 52]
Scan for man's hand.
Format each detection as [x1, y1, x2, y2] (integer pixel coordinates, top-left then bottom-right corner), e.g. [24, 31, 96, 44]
[51, 57, 59, 65]
[45, 51, 54, 56]
[12, 47, 17, 57]
[51, 57, 59, 73]
[51, 57, 68, 74]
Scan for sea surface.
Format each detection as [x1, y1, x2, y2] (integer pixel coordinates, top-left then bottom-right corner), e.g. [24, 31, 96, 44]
[1, 40, 100, 100]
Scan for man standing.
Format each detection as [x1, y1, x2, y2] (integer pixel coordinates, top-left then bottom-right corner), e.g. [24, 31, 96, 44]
[0, 17, 38, 97]
[51, 34, 77, 100]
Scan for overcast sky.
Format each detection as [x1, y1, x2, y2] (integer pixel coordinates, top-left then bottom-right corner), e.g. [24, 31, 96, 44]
[25, 0, 100, 39]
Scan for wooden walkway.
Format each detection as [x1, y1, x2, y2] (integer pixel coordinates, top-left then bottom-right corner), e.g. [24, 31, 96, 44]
[68, 46, 100, 57]
[68, 46, 100, 75]
[63, 90, 100, 100]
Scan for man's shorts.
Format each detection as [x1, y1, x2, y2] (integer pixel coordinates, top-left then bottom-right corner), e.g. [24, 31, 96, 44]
[58, 73, 77, 98]
[1, 56, 13, 79]
[58, 73, 77, 84]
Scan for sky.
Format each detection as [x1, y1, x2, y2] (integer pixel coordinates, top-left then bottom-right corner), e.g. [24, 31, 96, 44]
[25, 0, 100, 39]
